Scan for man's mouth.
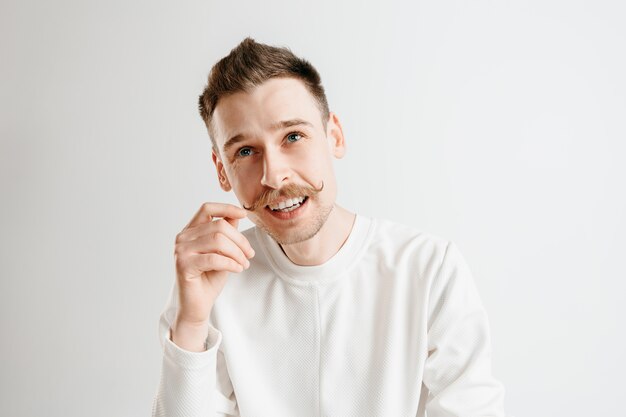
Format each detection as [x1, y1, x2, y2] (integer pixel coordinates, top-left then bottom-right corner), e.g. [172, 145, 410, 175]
[264, 196, 309, 220]
[267, 196, 308, 212]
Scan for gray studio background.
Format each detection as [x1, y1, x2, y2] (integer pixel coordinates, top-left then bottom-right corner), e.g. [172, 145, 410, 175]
[1, 0, 624, 416]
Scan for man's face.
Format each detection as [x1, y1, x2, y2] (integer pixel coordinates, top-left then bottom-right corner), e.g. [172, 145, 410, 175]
[211, 77, 345, 245]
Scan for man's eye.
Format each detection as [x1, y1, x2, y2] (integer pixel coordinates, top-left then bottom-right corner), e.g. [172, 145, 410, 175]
[286, 132, 302, 143]
[237, 147, 253, 157]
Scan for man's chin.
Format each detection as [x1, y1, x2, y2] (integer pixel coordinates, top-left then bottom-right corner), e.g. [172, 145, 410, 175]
[254, 219, 319, 245]
[252, 203, 334, 245]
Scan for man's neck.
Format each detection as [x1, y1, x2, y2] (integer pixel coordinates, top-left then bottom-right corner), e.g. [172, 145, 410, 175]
[279, 204, 356, 266]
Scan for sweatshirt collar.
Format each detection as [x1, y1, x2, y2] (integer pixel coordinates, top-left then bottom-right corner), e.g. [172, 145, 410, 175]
[255, 214, 374, 284]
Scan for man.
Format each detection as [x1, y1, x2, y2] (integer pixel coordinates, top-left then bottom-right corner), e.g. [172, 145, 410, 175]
[152, 37, 510, 417]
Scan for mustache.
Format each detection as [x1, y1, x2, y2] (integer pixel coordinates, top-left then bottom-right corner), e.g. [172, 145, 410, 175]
[243, 181, 324, 211]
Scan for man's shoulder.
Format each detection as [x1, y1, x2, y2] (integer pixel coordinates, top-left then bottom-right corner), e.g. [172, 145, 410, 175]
[365, 216, 453, 278]
[369, 215, 449, 248]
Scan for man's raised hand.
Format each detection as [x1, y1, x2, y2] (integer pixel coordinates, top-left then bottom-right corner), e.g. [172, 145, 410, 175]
[170, 202, 255, 351]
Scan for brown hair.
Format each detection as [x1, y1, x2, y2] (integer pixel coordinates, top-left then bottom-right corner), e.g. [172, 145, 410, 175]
[198, 37, 330, 152]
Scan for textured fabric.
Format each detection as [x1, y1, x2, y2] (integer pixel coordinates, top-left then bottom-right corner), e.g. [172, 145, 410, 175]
[151, 214, 510, 417]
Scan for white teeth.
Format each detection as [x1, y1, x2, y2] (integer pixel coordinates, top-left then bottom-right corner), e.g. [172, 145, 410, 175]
[269, 196, 306, 211]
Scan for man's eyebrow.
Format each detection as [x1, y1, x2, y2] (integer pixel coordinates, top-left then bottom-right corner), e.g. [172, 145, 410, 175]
[222, 134, 246, 155]
[222, 118, 314, 154]
[269, 118, 314, 130]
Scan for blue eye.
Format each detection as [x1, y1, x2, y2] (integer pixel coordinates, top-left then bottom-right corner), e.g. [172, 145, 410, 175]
[287, 132, 302, 143]
[237, 147, 253, 157]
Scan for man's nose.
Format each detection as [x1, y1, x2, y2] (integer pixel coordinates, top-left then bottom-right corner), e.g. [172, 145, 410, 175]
[260, 148, 291, 189]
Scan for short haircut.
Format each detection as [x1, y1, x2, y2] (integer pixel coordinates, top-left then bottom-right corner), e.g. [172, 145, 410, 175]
[198, 37, 330, 153]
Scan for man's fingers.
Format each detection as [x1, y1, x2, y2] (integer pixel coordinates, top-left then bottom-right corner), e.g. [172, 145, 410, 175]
[193, 232, 250, 269]
[183, 202, 247, 231]
[177, 218, 255, 258]
[223, 217, 239, 230]
[193, 253, 245, 274]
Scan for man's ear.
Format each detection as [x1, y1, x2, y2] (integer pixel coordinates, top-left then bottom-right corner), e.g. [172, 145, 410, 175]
[326, 111, 346, 159]
[212, 148, 232, 191]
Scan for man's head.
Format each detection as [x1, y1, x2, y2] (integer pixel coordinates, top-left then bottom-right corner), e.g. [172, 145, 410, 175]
[198, 38, 346, 245]
[199, 37, 331, 152]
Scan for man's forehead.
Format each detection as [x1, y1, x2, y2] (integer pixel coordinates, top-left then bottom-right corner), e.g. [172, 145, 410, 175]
[213, 78, 322, 145]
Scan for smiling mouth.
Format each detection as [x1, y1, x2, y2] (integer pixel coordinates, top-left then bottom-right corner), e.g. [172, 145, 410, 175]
[264, 196, 309, 220]
[266, 196, 309, 212]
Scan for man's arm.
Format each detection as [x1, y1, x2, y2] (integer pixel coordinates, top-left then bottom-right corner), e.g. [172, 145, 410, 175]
[423, 241, 510, 416]
[152, 282, 239, 417]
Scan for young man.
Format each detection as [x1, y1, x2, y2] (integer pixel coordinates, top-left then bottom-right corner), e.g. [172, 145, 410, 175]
[152, 38, 510, 417]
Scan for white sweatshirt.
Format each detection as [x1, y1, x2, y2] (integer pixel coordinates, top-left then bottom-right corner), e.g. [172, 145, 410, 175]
[152, 214, 510, 417]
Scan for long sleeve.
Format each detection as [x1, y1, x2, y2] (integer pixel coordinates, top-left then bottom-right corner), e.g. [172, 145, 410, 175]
[152, 282, 239, 417]
[423, 241, 509, 417]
